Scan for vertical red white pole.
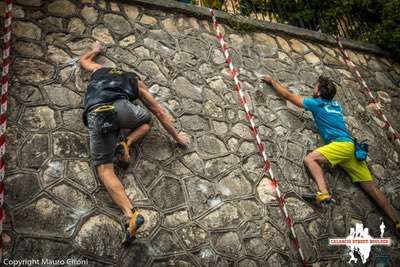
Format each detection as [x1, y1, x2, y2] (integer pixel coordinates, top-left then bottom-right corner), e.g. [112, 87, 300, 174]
[1, 0, 12, 254]
[208, 9, 307, 266]
[336, 36, 400, 148]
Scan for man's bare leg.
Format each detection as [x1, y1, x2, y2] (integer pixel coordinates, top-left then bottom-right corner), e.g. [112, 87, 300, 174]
[359, 181, 400, 225]
[126, 123, 151, 147]
[96, 163, 133, 218]
[304, 151, 330, 194]
[117, 123, 151, 164]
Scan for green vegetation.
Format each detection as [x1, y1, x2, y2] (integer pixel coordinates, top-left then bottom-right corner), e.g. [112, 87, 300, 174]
[200, 0, 225, 9]
[371, 1, 400, 59]
[200, 0, 400, 59]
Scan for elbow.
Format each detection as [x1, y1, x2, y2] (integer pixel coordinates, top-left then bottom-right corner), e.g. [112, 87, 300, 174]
[149, 105, 165, 119]
[283, 92, 293, 100]
[154, 109, 174, 123]
[154, 110, 165, 119]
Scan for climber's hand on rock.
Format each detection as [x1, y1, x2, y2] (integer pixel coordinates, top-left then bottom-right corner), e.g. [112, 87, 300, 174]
[262, 74, 274, 84]
[176, 132, 190, 146]
[93, 41, 102, 53]
[367, 102, 381, 113]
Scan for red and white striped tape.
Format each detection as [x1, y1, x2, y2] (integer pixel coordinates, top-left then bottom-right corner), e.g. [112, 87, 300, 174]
[1, 0, 12, 250]
[336, 36, 400, 148]
[209, 9, 307, 265]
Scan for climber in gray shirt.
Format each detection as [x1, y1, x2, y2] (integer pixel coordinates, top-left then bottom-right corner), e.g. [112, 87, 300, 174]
[79, 41, 189, 245]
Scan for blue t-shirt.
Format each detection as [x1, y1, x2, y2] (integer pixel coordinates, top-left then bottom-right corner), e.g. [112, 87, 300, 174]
[303, 98, 352, 144]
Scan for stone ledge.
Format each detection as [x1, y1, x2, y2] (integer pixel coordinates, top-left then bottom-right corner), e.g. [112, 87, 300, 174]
[122, 0, 390, 57]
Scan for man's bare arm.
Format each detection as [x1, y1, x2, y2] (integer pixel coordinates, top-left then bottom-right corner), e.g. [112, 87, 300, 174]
[138, 80, 189, 146]
[263, 75, 304, 108]
[79, 41, 103, 73]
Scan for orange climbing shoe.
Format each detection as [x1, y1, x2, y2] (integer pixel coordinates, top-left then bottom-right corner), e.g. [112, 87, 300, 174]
[302, 192, 332, 205]
[122, 209, 145, 246]
[115, 139, 130, 168]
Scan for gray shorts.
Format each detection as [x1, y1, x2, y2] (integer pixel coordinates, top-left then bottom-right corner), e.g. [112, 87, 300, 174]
[87, 99, 151, 167]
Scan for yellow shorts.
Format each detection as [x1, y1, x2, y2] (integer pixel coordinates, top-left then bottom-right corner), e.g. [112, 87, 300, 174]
[315, 141, 373, 183]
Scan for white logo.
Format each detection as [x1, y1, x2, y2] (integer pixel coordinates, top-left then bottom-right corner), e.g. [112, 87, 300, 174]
[323, 102, 342, 114]
[329, 222, 391, 264]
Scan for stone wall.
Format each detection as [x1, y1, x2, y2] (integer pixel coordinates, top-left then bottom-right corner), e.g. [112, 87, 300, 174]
[3, 0, 400, 266]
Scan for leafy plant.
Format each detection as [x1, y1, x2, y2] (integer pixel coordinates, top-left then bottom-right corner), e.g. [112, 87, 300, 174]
[240, 0, 400, 59]
[200, 0, 225, 9]
[196, 0, 400, 59]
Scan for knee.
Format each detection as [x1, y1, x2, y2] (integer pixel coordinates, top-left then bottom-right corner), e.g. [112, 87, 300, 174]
[96, 164, 114, 178]
[304, 151, 324, 166]
[142, 123, 151, 133]
[303, 156, 308, 166]
[304, 154, 313, 166]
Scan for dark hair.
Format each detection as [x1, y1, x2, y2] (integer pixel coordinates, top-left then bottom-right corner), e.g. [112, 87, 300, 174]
[318, 76, 336, 100]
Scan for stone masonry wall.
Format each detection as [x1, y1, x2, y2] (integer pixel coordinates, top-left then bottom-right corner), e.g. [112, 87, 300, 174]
[2, 0, 400, 266]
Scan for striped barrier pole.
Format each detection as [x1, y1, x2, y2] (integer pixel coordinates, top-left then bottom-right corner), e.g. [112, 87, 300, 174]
[209, 9, 307, 266]
[1, 0, 12, 254]
[336, 36, 400, 148]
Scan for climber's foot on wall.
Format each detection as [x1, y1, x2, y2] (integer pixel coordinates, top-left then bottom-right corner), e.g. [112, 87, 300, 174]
[122, 209, 144, 246]
[302, 191, 333, 206]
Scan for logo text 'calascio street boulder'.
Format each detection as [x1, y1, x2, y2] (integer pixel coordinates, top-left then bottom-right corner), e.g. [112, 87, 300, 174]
[329, 223, 391, 264]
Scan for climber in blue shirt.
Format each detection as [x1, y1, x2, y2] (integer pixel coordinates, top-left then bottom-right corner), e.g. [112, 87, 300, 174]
[263, 74, 400, 235]
[303, 97, 352, 144]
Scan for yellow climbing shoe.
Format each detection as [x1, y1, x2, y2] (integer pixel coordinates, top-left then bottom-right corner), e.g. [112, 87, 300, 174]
[302, 192, 332, 205]
[315, 192, 332, 204]
[122, 209, 145, 246]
